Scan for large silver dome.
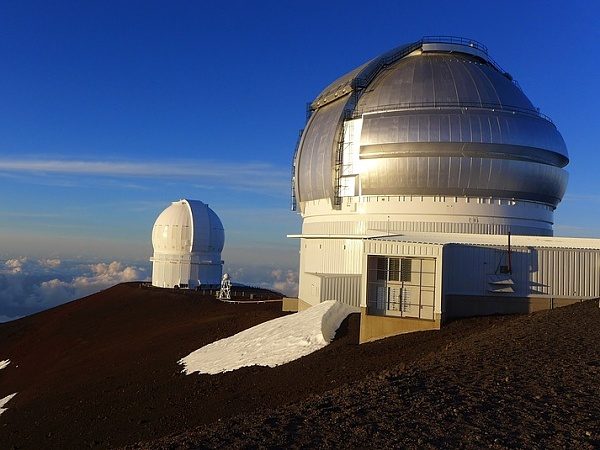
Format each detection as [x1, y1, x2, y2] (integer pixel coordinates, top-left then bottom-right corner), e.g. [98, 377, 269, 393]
[293, 37, 568, 217]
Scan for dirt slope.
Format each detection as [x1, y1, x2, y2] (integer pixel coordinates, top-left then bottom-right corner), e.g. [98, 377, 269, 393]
[141, 299, 600, 450]
[1, 284, 598, 449]
[0, 283, 287, 449]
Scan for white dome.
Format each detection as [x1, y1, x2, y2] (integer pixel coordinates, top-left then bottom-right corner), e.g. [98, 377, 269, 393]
[150, 199, 224, 289]
[152, 199, 224, 255]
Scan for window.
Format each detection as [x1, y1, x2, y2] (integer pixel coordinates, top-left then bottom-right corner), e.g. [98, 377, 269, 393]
[400, 258, 412, 282]
[389, 258, 400, 281]
[376, 257, 387, 281]
[367, 255, 436, 320]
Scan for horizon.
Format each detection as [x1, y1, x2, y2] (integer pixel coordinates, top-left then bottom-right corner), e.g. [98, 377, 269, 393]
[1, 0, 599, 321]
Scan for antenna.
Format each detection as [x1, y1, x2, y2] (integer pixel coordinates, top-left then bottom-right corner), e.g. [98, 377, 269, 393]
[507, 231, 512, 274]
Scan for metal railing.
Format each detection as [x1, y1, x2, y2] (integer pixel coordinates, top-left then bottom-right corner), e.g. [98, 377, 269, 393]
[420, 36, 518, 90]
[421, 35, 488, 53]
[290, 129, 303, 211]
[351, 41, 422, 91]
[333, 122, 347, 208]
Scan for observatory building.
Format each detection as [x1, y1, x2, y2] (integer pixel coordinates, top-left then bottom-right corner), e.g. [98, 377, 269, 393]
[290, 36, 600, 341]
[151, 199, 224, 289]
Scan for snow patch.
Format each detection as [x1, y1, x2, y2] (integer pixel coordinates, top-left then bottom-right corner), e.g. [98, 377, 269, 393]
[0, 360, 9, 370]
[0, 393, 17, 416]
[180, 300, 357, 375]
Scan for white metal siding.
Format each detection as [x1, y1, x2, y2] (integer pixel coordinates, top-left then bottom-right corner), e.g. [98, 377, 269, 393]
[363, 240, 441, 258]
[302, 238, 363, 274]
[443, 244, 600, 299]
[321, 275, 361, 307]
[533, 248, 600, 297]
[298, 272, 322, 306]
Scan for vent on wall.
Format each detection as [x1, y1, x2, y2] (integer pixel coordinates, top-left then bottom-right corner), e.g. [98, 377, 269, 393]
[487, 274, 515, 293]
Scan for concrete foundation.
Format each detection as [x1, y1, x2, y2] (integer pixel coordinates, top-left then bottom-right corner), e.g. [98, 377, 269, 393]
[283, 295, 595, 344]
[359, 307, 441, 343]
[282, 297, 312, 312]
[445, 295, 589, 320]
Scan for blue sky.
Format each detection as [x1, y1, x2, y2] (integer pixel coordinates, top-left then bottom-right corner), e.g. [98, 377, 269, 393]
[0, 0, 599, 316]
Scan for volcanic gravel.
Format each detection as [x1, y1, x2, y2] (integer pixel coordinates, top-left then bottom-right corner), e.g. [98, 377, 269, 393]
[0, 284, 598, 449]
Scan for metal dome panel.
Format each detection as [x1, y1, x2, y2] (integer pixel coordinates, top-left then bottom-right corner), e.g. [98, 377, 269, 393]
[359, 109, 568, 165]
[359, 156, 568, 206]
[356, 53, 534, 112]
[296, 96, 349, 202]
[186, 200, 225, 254]
[311, 62, 369, 109]
[152, 201, 194, 253]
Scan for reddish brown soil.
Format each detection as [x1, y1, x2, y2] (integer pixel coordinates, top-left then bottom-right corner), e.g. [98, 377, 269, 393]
[144, 299, 600, 450]
[0, 283, 598, 449]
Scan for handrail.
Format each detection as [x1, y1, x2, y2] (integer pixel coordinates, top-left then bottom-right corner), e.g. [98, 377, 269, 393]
[421, 35, 488, 54]
[291, 129, 303, 211]
[351, 42, 422, 90]
[420, 36, 516, 88]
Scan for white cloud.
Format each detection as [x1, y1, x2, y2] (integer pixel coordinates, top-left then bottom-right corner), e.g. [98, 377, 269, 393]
[223, 264, 299, 297]
[35, 261, 145, 303]
[0, 259, 149, 319]
[0, 256, 299, 320]
[40, 258, 62, 268]
[4, 258, 26, 274]
[39, 261, 142, 297]
[270, 269, 299, 295]
[0, 158, 289, 194]
[2, 257, 62, 274]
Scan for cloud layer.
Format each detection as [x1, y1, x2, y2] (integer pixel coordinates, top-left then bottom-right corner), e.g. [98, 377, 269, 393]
[0, 158, 289, 194]
[224, 265, 299, 297]
[0, 258, 148, 321]
[0, 257, 299, 323]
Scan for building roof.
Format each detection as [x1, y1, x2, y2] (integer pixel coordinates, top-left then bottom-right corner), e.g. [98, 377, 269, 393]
[367, 232, 600, 250]
[289, 231, 600, 250]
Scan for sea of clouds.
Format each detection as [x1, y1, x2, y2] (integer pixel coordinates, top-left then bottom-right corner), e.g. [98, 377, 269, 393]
[0, 258, 149, 322]
[0, 257, 299, 323]
[224, 266, 299, 296]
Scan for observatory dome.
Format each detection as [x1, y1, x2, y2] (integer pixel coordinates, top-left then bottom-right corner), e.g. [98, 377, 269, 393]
[152, 199, 224, 255]
[292, 37, 569, 236]
[151, 199, 224, 289]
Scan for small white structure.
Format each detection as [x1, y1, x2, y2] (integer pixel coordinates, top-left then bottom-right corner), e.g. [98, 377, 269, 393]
[218, 273, 232, 300]
[151, 199, 224, 289]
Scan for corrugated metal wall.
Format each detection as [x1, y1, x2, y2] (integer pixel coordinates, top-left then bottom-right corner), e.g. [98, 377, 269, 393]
[531, 248, 600, 297]
[363, 240, 441, 258]
[302, 219, 542, 235]
[443, 244, 600, 298]
[298, 238, 364, 307]
[320, 275, 361, 307]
